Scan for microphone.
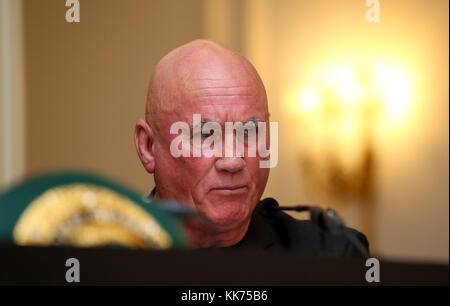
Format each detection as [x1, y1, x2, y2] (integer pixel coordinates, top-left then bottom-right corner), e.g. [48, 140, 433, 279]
[271, 201, 369, 258]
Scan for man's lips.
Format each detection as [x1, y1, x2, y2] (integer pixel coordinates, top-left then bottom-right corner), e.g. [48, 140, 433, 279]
[209, 185, 248, 196]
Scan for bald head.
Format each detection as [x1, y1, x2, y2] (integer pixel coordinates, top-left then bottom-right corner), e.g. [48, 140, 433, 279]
[145, 39, 268, 133]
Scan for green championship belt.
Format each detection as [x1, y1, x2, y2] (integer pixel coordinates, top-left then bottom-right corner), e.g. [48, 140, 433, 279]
[0, 171, 189, 249]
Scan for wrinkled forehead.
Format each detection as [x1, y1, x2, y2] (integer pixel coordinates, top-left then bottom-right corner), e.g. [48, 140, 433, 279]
[171, 56, 267, 118]
[166, 89, 267, 133]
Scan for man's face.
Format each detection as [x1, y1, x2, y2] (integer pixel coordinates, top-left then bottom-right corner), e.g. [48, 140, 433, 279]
[153, 67, 270, 236]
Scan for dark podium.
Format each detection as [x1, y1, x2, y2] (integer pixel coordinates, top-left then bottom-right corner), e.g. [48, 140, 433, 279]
[0, 244, 447, 286]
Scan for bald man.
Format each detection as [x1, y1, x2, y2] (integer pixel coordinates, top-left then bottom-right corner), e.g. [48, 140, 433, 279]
[135, 39, 369, 256]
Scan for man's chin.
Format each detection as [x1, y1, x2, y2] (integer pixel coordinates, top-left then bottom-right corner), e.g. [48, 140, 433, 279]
[202, 200, 250, 231]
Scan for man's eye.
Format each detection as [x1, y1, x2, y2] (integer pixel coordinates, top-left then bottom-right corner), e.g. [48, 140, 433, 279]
[201, 130, 214, 138]
[244, 126, 257, 135]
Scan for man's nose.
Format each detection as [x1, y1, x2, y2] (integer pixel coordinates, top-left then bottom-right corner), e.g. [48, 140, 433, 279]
[215, 157, 246, 173]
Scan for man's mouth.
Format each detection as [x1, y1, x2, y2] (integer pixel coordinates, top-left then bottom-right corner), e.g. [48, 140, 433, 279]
[209, 185, 248, 196]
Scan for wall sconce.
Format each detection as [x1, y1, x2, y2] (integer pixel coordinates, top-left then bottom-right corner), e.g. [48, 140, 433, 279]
[289, 60, 413, 240]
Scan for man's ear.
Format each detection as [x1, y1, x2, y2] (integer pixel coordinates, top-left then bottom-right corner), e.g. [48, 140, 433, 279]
[134, 119, 156, 173]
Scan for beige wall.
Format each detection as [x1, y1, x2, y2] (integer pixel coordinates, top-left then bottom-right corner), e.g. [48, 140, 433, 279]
[242, 0, 449, 262]
[17, 0, 449, 262]
[24, 0, 203, 194]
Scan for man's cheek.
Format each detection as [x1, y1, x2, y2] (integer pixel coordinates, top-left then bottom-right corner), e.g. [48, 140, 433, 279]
[245, 157, 262, 176]
[247, 159, 269, 190]
[172, 156, 213, 182]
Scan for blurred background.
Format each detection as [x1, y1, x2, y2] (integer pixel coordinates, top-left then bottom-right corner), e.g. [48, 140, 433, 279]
[0, 0, 448, 262]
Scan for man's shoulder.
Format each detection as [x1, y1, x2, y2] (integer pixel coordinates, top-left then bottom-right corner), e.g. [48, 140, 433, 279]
[248, 198, 370, 257]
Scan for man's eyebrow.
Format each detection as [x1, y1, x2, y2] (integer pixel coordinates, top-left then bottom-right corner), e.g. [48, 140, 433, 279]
[190, 118, 213, 128]
[245, 117, 262, 123]
[189, 117, 264, 128]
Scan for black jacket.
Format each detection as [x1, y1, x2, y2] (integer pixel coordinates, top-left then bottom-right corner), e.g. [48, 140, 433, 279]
[230, 198, 370, 257]
[149, 189, 369, 257]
